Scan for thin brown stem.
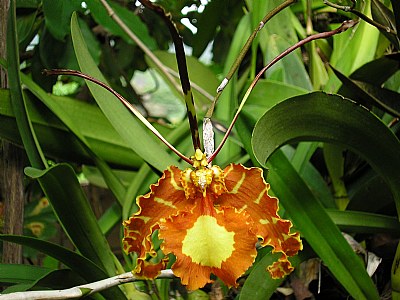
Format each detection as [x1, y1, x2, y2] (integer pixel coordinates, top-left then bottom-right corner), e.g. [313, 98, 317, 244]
[98, 0, 182, 95]
[324, 0, 396, 35]
[208, 20, 358, 163]
[138, 0, 201, 151]
[205, 0, 298, 119]
[44, 69, 193, 165]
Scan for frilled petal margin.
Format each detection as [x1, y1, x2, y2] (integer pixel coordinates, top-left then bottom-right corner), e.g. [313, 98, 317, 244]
[217, 164, 302, 274]
[123, 166, 192, 259]
[123, 157, 302, 290]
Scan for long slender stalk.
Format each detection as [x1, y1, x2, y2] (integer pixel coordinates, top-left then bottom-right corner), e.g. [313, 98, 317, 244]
[44, 69, 193, 165]
[0, 270, 175, 300]
[99, 0, 212, 103]
[324, 0, 396, 35]
[139, 0, 201, 151]
[207, 20, 358, 163]
[205, 0, 298, 119]
[98, 0, 182, 95]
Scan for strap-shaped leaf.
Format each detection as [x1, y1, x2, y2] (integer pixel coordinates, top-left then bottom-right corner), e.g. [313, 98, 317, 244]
[0, 235, 124, 299]
[7, 0, 46, 168]
[24, 165, 119, 279]
[0, 89, 143, 168]
[253, 92, 400, 215]
[71, 12, 182, 171]
[251, 92, 400, 299]
[0, 264, 53, 285]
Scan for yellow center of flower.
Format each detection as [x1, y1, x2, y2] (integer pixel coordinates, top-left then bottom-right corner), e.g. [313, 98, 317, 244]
[181, 215, 235, 267]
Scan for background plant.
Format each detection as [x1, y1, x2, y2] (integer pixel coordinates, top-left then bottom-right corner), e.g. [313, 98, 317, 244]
[0, 0, 400, 299]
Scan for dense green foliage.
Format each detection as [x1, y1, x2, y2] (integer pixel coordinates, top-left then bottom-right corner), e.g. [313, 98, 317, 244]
[1, 0, 400, 299]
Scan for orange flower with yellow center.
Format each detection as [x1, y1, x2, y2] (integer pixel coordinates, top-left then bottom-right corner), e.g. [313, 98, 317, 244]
[123, 149, 302, 290]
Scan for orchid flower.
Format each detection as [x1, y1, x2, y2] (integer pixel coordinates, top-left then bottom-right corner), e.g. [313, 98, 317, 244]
[122, 149, 302, 290]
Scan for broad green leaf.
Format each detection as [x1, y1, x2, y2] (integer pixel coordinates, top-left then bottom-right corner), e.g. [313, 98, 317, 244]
[348, 170, 394, 213]
[332, 65, 400, 117]
[24, 164, 118, 278]
[21, 73, 127, 205]
[71, 12, 181, 171]
[42, 0, 82, 40]
[0, 264, 53, 285]
[242, 79, 308, 123]
[282, 144, 336, 209]
[326, 6, 380, 92]
[239, 250, 283, 300]
[391, 0, 400, 41]
[262, 34, 312, 90]
[252, 92, 400, 298]
[266, 150, 379, 299]
[256, 0, 312, 90]
[0, 89, 142, 168]
[191, 0, 225, 57]
[16, 9, 37, 44]
[347, 53, 400, 86]
[252, 92, 400, 217]
[30, 269, 90, 293]
[0, 235, 125, 299]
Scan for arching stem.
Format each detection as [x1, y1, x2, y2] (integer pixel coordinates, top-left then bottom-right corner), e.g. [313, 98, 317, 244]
[207, 20, 358, 164]
[44, 69, 193, 165]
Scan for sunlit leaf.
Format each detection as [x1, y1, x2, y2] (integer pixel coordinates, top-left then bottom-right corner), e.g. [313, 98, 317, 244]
[71, 12, 182, 171]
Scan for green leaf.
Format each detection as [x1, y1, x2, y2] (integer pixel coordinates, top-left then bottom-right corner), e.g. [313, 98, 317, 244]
[371, 0, 400, 49]
[85, 0, 156, 49]
[267, 150, 379, 299]
[24, 164, 118, 277]
[42, 0, 82, 40]
[239, 250, 283, 300]
[326, 8, 380, 92]
[0, 89, 143, 168]
[191, 0, 224, 57]
[242, 79, 308, 122]
[252, 92, 400, 217]
[7, 0, 46, 169]
[0, 235, 124, 299]
[391, 0, 400, 41]
[348, 170, 394, 213]
[333, 65, 400, 117]
[21, 73, 127, 205]
[145, 50, 218, 106]
[251, 92, 400, 298]
[349, 53, 400, 86]
[16, 9, 37, 44]
[0, 264, 53, 285]
[327, 210, 400, 234]
[71, 12, 181, 171]
[256, 0, 312, 90]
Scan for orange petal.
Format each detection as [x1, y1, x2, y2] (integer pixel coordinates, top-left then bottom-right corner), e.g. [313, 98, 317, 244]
[123, 166, 194, 260]
[216, 164, 302, 276]
[134, 258, 168, 279]
[159, 199, 258, 290]
[267, 254, 294, 278]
